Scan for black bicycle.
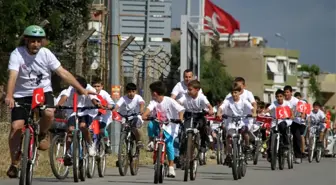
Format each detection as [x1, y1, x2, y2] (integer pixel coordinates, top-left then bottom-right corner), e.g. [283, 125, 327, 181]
[117, 112, 142, 176]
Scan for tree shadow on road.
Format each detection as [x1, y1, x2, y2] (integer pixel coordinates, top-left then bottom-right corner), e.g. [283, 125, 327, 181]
[108, 180, 153, 184]
[202, 176, 233, 181]
[34, 177, 73, 183]
[198, 171, 230, 175]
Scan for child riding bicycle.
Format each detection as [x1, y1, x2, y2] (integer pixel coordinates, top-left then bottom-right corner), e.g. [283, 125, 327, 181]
[142, 81, 185, 178]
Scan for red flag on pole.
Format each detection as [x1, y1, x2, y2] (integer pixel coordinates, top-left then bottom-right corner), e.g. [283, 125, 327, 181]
[204, 0, 240, 34]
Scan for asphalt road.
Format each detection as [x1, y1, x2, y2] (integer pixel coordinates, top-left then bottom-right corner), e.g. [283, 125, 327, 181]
[1, 158, 335, 185]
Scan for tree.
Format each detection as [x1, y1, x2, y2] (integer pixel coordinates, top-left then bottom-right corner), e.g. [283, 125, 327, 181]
[298, 64, 323, 103]
[200, 38, 233, 103]
[0, 0, 92, 90]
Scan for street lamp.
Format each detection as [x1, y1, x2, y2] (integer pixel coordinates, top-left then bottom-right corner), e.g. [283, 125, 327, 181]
[275, 33, 289, 81]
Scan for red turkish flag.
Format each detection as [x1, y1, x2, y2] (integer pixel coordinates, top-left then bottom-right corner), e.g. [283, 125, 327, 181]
[31, 88, 45, 109]
[275, 106, 292, 119]
[97, 94, 107, 115]
[204, 0, 240, 34]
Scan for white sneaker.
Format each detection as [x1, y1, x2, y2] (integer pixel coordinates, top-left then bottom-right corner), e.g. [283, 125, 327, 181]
[168, 166, 175, 178]
[147, 141, 154, 152]
[88, 143, 97, 156]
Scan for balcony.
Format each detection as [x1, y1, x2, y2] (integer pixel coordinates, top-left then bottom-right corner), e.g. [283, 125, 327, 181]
[91, 0, 106, 11]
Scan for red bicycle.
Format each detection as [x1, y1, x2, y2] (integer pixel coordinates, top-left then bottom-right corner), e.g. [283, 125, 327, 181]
[15, 88, 53, 185]
[146, 117, 181, 184]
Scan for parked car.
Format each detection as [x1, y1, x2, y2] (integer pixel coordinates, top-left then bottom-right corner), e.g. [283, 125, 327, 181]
[325, 130, 336, 157]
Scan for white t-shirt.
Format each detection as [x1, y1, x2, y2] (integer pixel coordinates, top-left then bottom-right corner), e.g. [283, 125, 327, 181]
[147, 96, 185, 138]
[55, 89, 68, 105]
[116, 94, 145, 115]
[309, 109, 326, 124]
[225, 89, 255, 104]
[219, 97, 253, 117]
[178, 92, 210, 113]
[8, 47, 61, 98]
[98, 90, 114, 105]
[64, 84, 99, 118]
[171, 81, 203, 100]
[267, 100, 293, 127]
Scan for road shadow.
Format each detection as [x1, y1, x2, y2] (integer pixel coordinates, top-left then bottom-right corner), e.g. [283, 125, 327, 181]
[202, 176, 233, 181]
[108, 180, 153, 184]
[198, 171, 230, 175]
[34, 177, 73, 183]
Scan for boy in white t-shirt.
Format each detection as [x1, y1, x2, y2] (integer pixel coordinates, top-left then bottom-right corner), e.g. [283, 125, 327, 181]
[264, 89, 294, 162]
[308, 102, 327, 148]
[217, 83, 255, 164]
[91, 77, 115, 154]
[113, 83, 145, 146]
[177, 80, 214, 156]
[142, 81, 185, 178]
[57, 76, 101, 165]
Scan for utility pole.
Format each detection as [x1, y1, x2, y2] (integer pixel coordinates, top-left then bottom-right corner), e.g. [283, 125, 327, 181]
[133, 47, 150, 84]
[109, 0, 121, 154]
[75, 28, 96, 76]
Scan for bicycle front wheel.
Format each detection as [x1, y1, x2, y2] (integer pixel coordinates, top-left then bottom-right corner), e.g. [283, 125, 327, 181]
[19, 128, 30, 185]
[49, 134, 69, 179]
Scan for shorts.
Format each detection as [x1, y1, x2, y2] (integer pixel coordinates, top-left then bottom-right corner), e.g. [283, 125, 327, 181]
[11, 92, 55, 122]
[67, 115, 93, 128]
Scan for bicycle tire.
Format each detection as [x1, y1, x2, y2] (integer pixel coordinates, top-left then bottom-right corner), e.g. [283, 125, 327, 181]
[216, 131, 223, 165]
[118, 132, 129, 176]
[79, 138, 87, 181]
[130, 137, 140, 176]
[232, 138, 239, 180]
[308, 137, 315, 163]
[19, 128, 30, 185]
[190, 133, 198, 181]
[97, 139, 106, 177]
[72, 130, 79, 182]
[278, 147, 285, 170]
[316, 146, 322, 163]
[49, 134, 69, 179]
[184, 133, 192, 181]
[253, 134, 261, 165]
[271, 134, 278, 170]
[154, 144, 163, 184]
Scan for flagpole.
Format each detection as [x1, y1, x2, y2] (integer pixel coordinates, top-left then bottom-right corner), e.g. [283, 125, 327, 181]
[186, 0, 191, 16]
[199, 0, 204, 30]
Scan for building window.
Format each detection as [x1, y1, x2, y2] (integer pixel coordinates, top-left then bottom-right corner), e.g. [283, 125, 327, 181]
[277, 60, 284, 73]
[289, 63, 296, 74]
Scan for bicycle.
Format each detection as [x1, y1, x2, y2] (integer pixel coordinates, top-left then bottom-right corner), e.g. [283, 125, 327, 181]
[146, 117, 181, 184]
[14, 88, 54, 185]
[180, 112, 204, 182]
[307, 121, 324, 163]
[266, 116, 294, 171]
[54, 93, 99, 182]
[207, 115, 225, 165]
[223, 115, 252, 180]
[115, 112, 141, 176]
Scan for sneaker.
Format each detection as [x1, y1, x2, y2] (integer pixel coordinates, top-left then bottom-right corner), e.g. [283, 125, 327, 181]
[209, 151, 216, 159]
[137, 141, 144, 148]
[88, 143, 97, 156]
[294, 158, 301, 164]
[147, 141, 154, 152]
[38, 132, 50, 151]
[63, 153, 73, 166]
[7, 165, 18, 178]
[167, 166, 176, 178]
[105, 145, 112, 154]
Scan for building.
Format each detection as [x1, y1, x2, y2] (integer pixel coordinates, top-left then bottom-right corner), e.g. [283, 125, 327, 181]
[119, 0, 172, 80]
[212, 33, 299, 103]
[319, 73, 336, 106]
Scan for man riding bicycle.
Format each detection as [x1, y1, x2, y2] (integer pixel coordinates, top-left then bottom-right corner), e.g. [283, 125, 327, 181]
[5, 25, 94, 178]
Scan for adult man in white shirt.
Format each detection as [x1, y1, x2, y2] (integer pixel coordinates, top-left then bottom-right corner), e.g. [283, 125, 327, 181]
[171, 69, 202, 100]
[5, 25, 94, 178]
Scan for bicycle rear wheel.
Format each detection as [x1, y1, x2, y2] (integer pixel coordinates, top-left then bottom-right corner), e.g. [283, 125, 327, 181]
[184, 133, 193, 181]
[79, 138, 87, 181]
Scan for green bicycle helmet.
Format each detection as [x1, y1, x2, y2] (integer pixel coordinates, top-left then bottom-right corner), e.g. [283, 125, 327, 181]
[23, 25, 46, 37]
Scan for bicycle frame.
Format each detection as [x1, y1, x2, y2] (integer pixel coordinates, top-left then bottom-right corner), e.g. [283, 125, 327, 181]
[153, 121, 166, 165]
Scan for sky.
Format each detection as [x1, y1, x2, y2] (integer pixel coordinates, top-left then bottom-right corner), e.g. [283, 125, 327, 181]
[171, 0, 336, 73]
